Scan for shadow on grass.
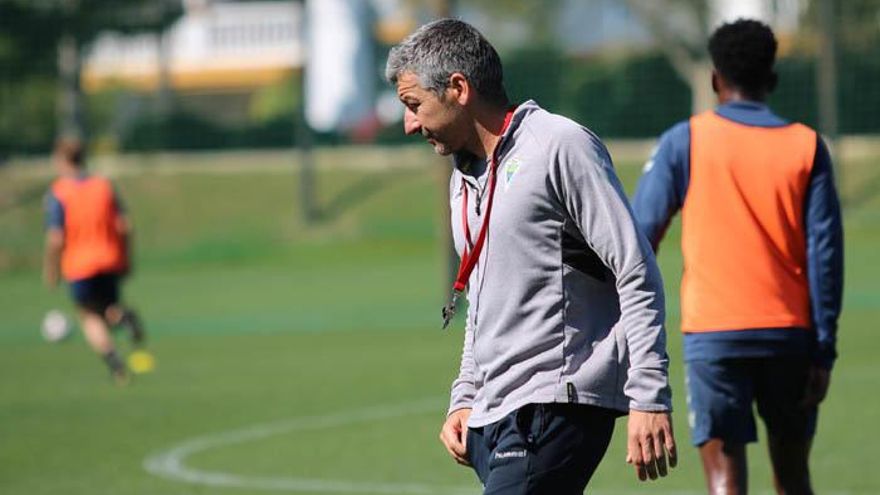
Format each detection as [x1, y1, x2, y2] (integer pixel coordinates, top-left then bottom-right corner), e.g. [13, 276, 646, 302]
[315, 174, 388, 223]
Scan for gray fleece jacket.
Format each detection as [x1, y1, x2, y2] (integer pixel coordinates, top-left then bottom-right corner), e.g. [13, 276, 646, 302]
[448, 100, 671, 427]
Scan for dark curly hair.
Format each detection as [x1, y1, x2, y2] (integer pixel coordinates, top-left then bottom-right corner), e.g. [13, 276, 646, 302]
[54, 137, 85, 167]
[708, 19, 778, 98]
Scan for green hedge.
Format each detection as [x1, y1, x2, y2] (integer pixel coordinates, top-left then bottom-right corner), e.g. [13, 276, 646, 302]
[4, 46, 880, 156]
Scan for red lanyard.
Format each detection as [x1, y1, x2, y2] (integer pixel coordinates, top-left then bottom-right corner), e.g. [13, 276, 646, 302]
[454, 164, 497, 291]
[442, 108, 515, 328]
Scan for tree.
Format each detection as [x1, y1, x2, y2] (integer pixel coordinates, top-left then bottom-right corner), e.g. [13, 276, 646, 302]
[0, 0, 182, 144]
[623, 0, 847, 115]
[622, 0, 716, 113]
[465, 0, 562, 48]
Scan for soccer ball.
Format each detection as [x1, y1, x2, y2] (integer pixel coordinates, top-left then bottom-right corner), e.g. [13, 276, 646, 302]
[41, 309, 72, 343]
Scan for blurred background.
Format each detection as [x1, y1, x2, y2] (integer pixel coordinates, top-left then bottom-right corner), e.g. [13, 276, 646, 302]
[1, 1, 878, 494]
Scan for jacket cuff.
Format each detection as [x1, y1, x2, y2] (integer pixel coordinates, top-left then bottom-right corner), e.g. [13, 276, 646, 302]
[448, 389, 475, 416]
[629, 401, 672, 413]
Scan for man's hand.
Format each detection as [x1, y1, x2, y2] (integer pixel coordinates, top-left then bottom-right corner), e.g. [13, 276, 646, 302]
[626, 410, 677, 481]
[801, 366, 831, 407]
[440, 408, 471, 466]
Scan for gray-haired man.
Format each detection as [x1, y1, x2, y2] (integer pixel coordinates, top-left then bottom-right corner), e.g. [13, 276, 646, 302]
[386, 19, 677, 493]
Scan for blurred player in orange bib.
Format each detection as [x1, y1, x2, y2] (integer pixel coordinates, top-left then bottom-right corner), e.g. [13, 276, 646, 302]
[43, 138, 152, 384]
[633, 20, 843, 495]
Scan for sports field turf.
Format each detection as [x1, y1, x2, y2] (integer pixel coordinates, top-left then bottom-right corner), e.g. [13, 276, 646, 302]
[1, 146, 878, 494]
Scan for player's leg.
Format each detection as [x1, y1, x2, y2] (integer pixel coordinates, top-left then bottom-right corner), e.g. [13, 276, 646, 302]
[766, 436, 813, 494]
[698, 439, 748, 495]
[105, 303, 146, 346]
[687, 359, 757, 495]
[78, 308, 127, 384]
[103, 274, 155, 373]
[100, 274, 146, 346]
[522, 404, 616, 493]
[755, 356, 816, 495]
[466, 425, 491, 488]
[70, 276, 128, 384]
[478, 403, 616, 495]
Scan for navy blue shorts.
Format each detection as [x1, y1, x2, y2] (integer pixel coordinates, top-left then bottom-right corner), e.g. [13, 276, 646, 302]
[686, 356, 818, 446]
[466, 403, 616, 494]
[69, 273, 120, 314]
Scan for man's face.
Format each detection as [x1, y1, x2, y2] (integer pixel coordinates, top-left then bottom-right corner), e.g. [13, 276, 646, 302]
[52, 151, 71, 174]
[396, 72, 466, 156]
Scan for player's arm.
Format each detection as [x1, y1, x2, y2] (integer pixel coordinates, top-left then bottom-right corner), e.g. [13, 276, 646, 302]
[446, 313, 477, 413]
[441, 323, 475, 467]
[43, 192, 65, 289]
[439, 171, 475, 467]
[631, 122, 690, 251]
[803, 136, 844, 405]
[550, 129, 676, 481]
[441, 305, 476, 467]
[43, 228, 64, 289]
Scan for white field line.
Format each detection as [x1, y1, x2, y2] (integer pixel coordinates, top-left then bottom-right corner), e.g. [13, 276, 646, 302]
[143, 398, 476, 495]
[143, 398, 856, 495]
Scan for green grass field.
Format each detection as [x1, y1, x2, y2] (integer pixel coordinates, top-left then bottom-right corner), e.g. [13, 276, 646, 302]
[1, 146, 878, 494]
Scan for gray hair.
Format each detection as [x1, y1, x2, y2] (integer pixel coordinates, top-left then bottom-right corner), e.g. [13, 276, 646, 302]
[385, 19, 508, 107]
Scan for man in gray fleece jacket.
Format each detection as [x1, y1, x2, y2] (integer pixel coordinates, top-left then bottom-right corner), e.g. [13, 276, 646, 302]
[386, 19, 677, 493]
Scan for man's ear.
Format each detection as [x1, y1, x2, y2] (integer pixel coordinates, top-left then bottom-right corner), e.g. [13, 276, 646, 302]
[447, 73, 471, 106]
[711, 70, 720, 95]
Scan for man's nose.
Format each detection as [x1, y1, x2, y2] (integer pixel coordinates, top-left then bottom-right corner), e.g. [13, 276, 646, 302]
[403, 108, 421, 135]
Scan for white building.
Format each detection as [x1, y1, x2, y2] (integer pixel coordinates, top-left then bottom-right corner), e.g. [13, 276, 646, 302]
[82, 0, 304, 93]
